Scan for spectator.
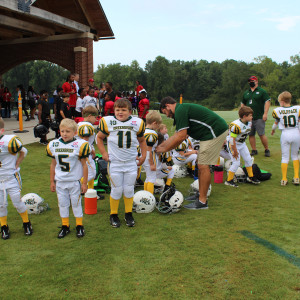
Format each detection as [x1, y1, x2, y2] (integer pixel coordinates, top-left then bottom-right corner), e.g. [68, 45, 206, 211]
[62, 73, 77, 117]
[27, 86, 37, 120]
[241, 76, 271, 157]
[74, 73, 80, 96]
[135, 80, 144, 98]
[2, 87, 12, 118]
[53, 87, 63, 123]
[0, 84, 4, 110]
[138, 90, 149, 122]
[104, 92, 115, 116]
[37, 90, 51, 145]
[75, 88, 86, 118]
[60, 94, 73, 120]
[16, 84, 30, 121]
[83, 88, 98, 110]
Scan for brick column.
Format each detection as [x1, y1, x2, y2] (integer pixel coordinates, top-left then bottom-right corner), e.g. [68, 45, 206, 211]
[74, 35, 94, 88]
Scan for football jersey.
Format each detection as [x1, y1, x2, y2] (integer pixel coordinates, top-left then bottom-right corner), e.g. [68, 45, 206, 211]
[46, 138, 90, 181]
[98, 115, 145, 162]
[228, 119, 252, 144]
[173, 139, 189, 159]
[144, 128, 158, 150]
[0, 135, 23, 177]
[272, 105, 300, 130]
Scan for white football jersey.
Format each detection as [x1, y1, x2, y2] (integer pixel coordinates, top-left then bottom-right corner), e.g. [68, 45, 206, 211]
[0, 135, 23, 177]
[98, 115, 145, 162]
[228, 119, 252, 144]
[144, 128, 158, 150]
[272, 105, 300, 130]
[46, 138, 90, 181]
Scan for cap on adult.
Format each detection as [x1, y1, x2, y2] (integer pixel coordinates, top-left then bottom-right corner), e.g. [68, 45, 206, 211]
[248, 76, 258, 82]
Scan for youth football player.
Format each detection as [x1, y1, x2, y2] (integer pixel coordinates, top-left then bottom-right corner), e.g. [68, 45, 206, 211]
[76, 106, 98, 189]
[271, 91, 300, 185]
[225, 106, 260, 187]
[46, 119, 90, 238]
[143, 111, 162, 194]
[96, 98, 147, 228]
[0, 118, 33, 239]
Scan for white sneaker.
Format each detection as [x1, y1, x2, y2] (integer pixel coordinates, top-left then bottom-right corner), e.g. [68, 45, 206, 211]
[281, 180, 288, 186]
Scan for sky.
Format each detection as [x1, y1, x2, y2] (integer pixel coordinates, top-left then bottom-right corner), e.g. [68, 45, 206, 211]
[93, 0, 300, 70]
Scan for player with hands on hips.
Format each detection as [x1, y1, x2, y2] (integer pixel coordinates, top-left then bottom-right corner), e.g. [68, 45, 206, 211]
[96, 98, 147, 228]
[271, 91, 300, 186]
[46, 119, 90, 239]
[225, 106, 260, 188]
[143, 111, 162, 194]
[0, 118, 33, 240]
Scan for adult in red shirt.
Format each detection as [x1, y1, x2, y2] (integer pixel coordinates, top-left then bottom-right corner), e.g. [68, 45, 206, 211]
[135, 81, 144, 98]
[62, 73, 77, 117]
[138, 90, 149, 121]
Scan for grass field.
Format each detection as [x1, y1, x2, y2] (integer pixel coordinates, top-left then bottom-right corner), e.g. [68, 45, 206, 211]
[1, 109, 300, 299]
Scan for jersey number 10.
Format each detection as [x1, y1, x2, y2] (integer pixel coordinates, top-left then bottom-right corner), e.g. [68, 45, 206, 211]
[283, 115, 296, 128]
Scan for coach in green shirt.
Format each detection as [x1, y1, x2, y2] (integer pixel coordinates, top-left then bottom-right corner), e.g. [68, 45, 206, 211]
[241, 76, 271, 157]
[156, 96, 228, 210]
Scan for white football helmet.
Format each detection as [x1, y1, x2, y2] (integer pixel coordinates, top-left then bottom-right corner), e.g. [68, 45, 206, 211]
[218, 157, 225, 167]
[234, 167, 247, 183]
[154, 178, 165, 194]
[189, 180, 211, 197]
[21, 193, 48, 214]
[133, 191, 156, 213]
[173, 164, 188, 178]
[157, 184, 184, 214]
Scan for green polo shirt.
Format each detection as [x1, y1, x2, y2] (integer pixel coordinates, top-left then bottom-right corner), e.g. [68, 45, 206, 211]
[242, 86, 270, 120]
[174, 104, 228, 141]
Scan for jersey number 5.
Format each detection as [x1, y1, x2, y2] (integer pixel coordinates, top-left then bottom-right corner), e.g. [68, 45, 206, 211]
[58, 154, 70, 172]
[117, 131, 131, 148]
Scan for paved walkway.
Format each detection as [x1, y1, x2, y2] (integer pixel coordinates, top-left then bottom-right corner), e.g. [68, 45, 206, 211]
[2, 115, 55, 145]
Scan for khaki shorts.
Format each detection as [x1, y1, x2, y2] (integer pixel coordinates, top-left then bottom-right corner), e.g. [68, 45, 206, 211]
[197, 131, 228, 165]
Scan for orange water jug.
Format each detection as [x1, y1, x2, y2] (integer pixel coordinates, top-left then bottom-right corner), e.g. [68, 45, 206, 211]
[84, 189, 97, 215]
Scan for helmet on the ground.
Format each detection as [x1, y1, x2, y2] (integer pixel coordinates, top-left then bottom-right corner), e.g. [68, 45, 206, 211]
[157, 184, 184, 214]
[34, 124, 49, 138]
[133, 191, 156, 213]
[235, 167, 247, 183]
[154, 178, 165, 194]
[189, 179, 212, 197]
[218, 157, 225, 167]
[50, 120, 60, 132]
[173, 164, 187, 178]
[21, 193, 48, 214]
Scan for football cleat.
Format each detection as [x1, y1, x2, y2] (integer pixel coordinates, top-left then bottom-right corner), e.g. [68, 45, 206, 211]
[281, 180, 288, 186]
[1, 225, 10, 240]
[23, 221, 33, 236]
[124, 212, 135, 227]
[225, 180, 238, 187]
[110, 214, 121, 228]
[292, 178, 299, 186]
[247, 177, 260, 184]
[76, 225, 85, 238]
[57, 225, 71, 239]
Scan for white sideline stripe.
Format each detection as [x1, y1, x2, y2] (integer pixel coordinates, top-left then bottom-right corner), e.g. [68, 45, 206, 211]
[189, 119, 216, 138]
